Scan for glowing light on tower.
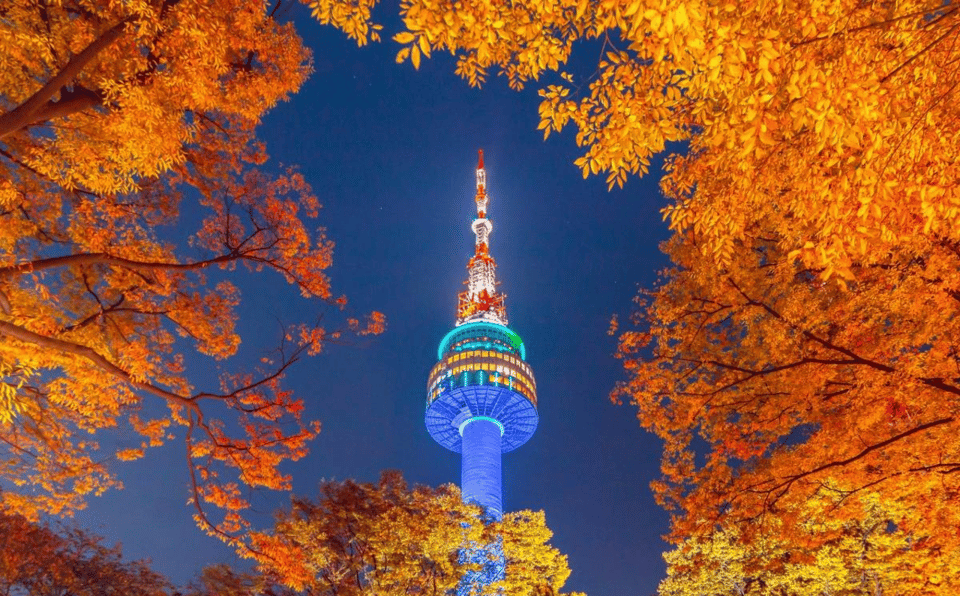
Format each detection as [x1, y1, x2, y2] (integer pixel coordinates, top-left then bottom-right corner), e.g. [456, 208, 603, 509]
[425, 151, 539, 593]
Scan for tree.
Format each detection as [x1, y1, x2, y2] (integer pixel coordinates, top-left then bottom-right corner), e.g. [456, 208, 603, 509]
[0, 511, 171, 596]
[659, 494, 939, 596]
[380, 0, 960, 581]
[1, 0, 383, 544]
[216, 472, 583, 596]
[0, 0, 312, 196]
[0, 0, 381, 196]
[613, 232, 960, 588]
[391, 0, 960, 279]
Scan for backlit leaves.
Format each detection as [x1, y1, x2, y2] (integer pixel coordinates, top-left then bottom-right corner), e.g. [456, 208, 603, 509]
[0, 512, 171, 596]
[0, 0, 384, 549]
[659, 495, 937, 595]
[308, 0, 383, 45]
[0, 0, 312, 195]
[616, 233, 960, 588]
[244, 472, 583, 596]
[388, 0, 960, 274]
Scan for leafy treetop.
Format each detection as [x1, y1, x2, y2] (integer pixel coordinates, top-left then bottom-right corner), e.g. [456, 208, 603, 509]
[0, 511, 172, 596]
[1, 0, 383, 547]
[216, 472, 583, 596]
[390, 0, 960, 280]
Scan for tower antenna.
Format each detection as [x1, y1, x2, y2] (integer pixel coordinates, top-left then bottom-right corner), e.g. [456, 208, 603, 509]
[457, 149, 507, 326]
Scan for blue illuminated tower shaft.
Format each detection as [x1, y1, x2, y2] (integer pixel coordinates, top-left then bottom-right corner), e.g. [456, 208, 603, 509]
[424, 151, 539, 594]
[459, 419, 507, 595]
[461, 418, 503, 515]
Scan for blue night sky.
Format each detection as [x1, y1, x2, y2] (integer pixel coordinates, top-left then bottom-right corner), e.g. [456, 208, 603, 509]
[75, 6, 672, 596]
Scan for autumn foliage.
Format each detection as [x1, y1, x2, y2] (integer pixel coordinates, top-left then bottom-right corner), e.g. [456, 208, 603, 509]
[237, 472, 580, 596]
[393, 0, 960, 278]
[0, 0, 383, 544]
[658, 494, 936, 595]
[0, 511, 171, 596]
[382, 0, 960, 591]
[11, 0, 960, 589]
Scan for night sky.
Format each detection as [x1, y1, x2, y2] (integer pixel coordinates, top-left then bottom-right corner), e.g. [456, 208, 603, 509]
[74, 6, 672, 596]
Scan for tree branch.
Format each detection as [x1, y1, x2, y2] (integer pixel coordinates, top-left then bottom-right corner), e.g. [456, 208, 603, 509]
[0, 319, 196, 410]
[727, 278, 960, 397]
[0, 250, 242, 280]
[0, 17, 133, 138]
[881, 22, 960, 83]
[791, 5, 956, 48]
[762, 416, 954, 504]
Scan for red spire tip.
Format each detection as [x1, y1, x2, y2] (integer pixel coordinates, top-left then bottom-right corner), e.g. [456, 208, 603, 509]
[478, 149, 484, 169]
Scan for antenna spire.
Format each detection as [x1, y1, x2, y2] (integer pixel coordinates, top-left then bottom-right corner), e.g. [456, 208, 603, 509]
[457, 150, 507, 326]
[475, 150, 487, 217]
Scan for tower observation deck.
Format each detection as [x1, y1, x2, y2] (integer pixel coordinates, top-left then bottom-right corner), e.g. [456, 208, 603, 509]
[425, 151, 539, 521]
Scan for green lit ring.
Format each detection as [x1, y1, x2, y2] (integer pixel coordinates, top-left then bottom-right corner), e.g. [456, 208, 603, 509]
[458, 415, 506, 436]
[438, 321, 526, 360]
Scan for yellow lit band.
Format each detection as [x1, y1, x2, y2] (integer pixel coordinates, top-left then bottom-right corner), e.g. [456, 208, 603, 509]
[427, 348, 537, 406]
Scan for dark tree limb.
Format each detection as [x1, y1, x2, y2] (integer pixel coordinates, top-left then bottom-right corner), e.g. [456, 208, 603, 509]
[0, 17, 132, 139]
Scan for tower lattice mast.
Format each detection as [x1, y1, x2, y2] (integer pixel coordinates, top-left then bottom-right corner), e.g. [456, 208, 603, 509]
[457, 150, 507, 326]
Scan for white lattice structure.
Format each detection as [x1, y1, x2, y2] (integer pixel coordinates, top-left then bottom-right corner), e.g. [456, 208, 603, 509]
[457, 150, 507, 326]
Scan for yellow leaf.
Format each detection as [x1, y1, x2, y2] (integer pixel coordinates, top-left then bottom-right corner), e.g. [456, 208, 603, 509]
[674, 4, 689, 27]
[577, 0, 589, 19]
[394, 31, 415, 44]
[412, 45, 421, 70]
[647, 11, 662, 32]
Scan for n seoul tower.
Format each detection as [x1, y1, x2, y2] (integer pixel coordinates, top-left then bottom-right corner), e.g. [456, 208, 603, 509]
[425, 150, 538, 523]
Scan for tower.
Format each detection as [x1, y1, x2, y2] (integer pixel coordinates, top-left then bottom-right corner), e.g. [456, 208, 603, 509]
[425, 151, 538, 590]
